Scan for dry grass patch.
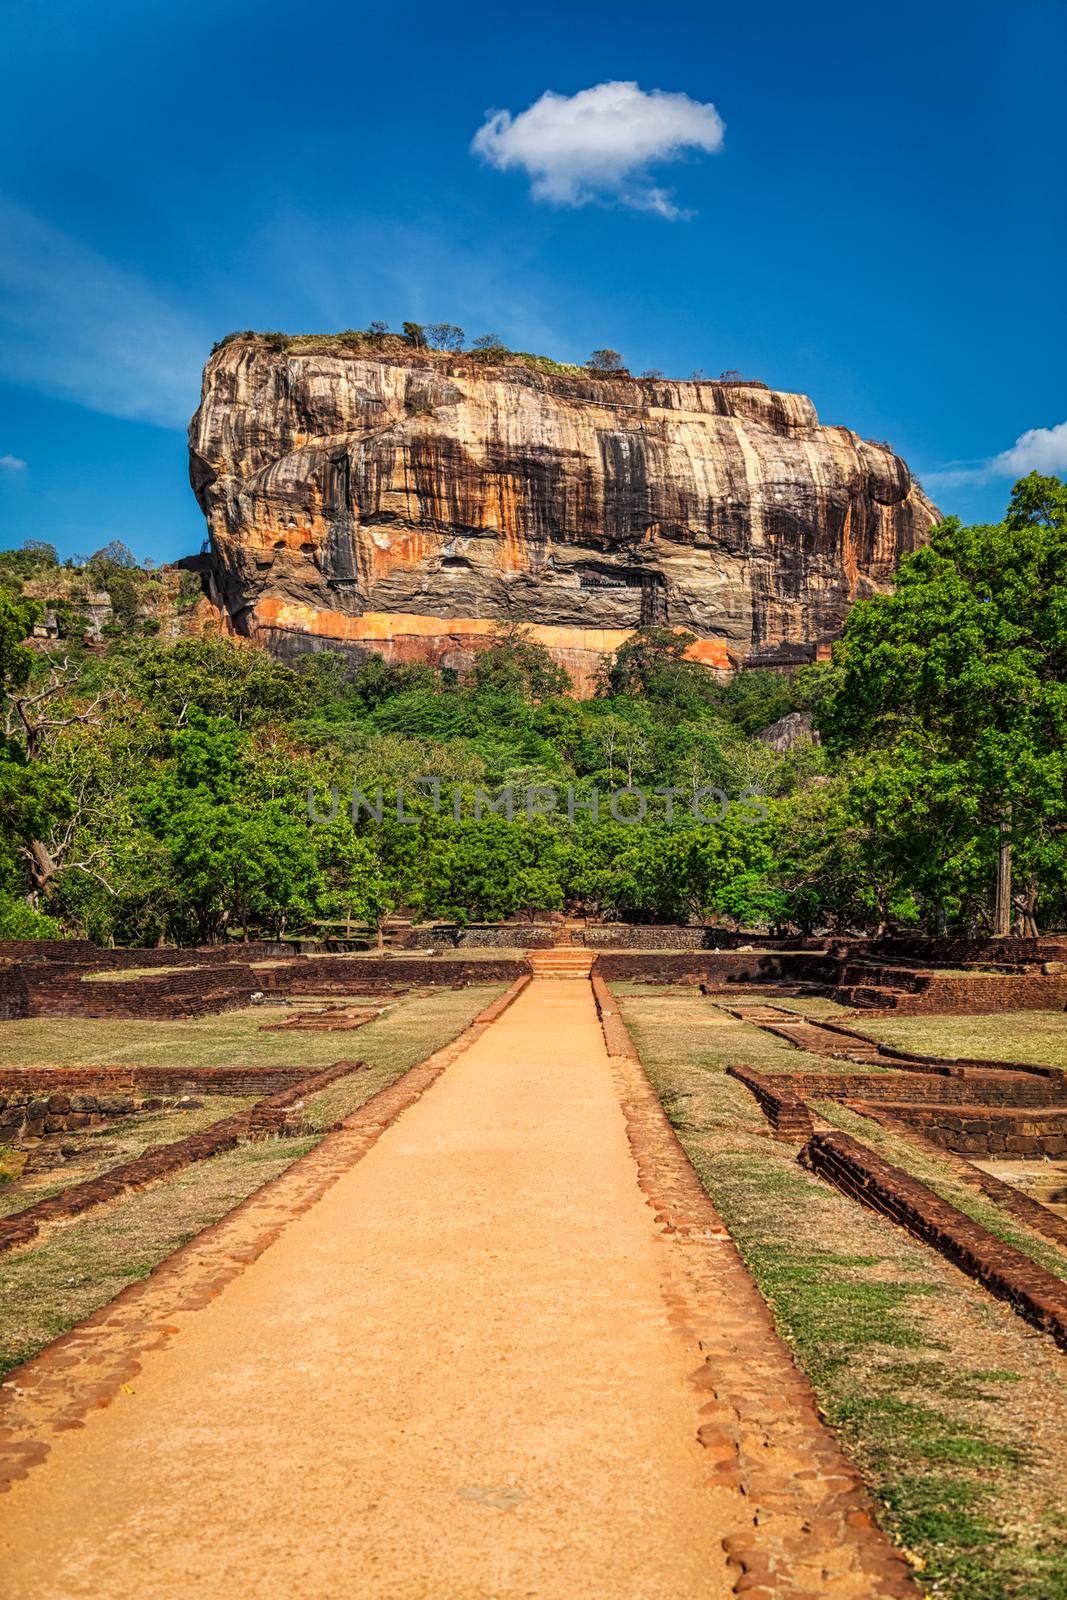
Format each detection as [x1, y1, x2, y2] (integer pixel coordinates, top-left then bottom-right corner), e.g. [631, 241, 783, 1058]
[0, 1134, 314, 1376]
[617, 983, 1067, 1600]
[0, 984, 501, 1375]
[862, 1012, 1067, 1070]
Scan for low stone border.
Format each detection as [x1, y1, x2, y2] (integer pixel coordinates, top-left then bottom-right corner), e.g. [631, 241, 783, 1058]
[590, 971, 639, 1059]
[0, 1061, 364, 1255]
[245, 1060, 364, 1138]
[727, 1065, 815, 1141]
[953, 1161, 1067, 1253]
[800, 1130, 1067, 1350]
[258, 1007, 380, 1033]
[611, 1047, 920, 1595]
[872, 1040, 1065, 1081]
[0, 1089, 143, 1142]
[800, 1012, 1066, 1081]
[0, 974, 532, 1491]
[721, 1001, 1067, 1081]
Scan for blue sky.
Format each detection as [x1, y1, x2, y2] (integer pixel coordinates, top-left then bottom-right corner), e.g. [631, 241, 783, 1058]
[0, 0, 1063, 563]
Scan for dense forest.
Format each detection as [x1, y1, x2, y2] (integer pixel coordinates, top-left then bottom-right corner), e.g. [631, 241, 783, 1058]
[0, 476, 1063, 944]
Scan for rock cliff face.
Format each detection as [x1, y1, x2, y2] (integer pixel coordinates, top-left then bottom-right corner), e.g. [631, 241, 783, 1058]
[188, 337, 938, 690]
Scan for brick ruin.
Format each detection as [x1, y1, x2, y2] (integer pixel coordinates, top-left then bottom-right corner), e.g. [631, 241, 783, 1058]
[719, 996, 1067, 1349]
[0, 944, 527, 1021]
[0, 1058, 367, 1254]
[593, 934, 1067, 1012]
[1, 933, 1062, 1349]
[1, 930, 1065, 1021]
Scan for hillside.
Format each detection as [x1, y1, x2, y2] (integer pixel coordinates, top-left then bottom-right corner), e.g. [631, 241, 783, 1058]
[0, 542, 207, 650]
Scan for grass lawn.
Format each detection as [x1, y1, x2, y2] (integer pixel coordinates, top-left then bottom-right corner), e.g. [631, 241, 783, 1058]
[617, 982, 1067, 1600]
[611, 984, 887, 1075]
[0, 985, 500, 1072]
[0, 1135, 315, 1375]
[0, 984, 502, 1376]
[862, 1012, 1067, 1070]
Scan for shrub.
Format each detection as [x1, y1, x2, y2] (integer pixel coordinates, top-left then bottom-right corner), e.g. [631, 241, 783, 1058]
[586, 348, 627, 374]
[0, 894, 62, 940]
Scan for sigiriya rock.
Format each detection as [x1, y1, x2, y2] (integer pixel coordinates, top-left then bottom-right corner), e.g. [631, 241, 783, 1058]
[187, 334, 939, 691]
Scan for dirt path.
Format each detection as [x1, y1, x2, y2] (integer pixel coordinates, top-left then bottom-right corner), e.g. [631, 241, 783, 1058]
[1, 980, 737, 1599]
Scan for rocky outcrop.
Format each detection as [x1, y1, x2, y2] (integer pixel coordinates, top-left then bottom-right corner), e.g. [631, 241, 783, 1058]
[757, 711, 819, 751]
[188, 337, 938, 690]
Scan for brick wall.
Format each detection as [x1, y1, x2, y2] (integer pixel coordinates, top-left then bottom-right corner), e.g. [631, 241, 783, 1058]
[0, 970, 29, 1020]
[749, 1069, 1067, 1108]
[396, 924, 556, 950]
[0, 1066, 313, 1096]
[801, 1130, 1067, 1349]
[859, 1103, 1067, 1158]
[727, 1066, 814, 1141]
[592, 951, 828, 984]
[582, 927, 822, 951]
[887, 973, 1067, 1014]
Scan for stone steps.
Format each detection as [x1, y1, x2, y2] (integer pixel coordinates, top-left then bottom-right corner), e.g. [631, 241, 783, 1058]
[526, 948, 595, 978]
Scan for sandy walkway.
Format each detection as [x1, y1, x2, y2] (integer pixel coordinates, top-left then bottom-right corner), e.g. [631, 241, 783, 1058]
[2, 980, 734, 1599]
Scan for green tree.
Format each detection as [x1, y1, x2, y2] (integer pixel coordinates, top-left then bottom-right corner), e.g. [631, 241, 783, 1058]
[0, 597, 73, 908]
[586, 349, 626, 374]
[817, 477, 1067, 934]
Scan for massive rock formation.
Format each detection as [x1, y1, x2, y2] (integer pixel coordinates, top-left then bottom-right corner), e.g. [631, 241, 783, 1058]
[188, 336, 938, 690]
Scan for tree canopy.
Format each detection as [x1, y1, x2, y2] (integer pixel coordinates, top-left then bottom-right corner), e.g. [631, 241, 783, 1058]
[817, 473, 1066, 933]
[0, 479, 1062, 942]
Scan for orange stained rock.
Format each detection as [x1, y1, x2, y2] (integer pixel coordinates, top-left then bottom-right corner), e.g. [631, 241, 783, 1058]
[251, 596, 734, 671]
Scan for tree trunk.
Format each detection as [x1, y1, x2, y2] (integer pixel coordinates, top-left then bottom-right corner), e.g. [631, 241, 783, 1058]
[993, 821, 1012, 937]
[25, 839, 57, 898]
[1014, 877, 1040, 939]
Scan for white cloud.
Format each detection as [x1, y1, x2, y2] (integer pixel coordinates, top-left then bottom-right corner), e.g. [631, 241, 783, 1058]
[924, 420, 1067, 490]
[0, 454, 27, 474]
[990, 420, 1067, 477]
[0, 198, 208, 429]
[472, 81, 724, 218]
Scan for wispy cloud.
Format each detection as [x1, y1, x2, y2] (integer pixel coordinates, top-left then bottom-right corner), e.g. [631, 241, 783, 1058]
[249, 208, 578, 357]
[0, 453, 27, 474]
[0, 198, 208, 429]
[472, 81, 724, 219]
[924, 420, 1067, 490]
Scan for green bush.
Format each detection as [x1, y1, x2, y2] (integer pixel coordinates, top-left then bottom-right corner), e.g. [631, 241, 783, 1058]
[0, 895, 62, 940]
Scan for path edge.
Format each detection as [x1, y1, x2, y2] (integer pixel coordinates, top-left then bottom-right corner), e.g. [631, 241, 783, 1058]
[606, 980, 922, 1599]
[0, 974, 529, 1492]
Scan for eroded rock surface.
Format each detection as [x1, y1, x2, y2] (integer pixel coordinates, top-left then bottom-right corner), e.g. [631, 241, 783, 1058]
[188, 338, 938, 689]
